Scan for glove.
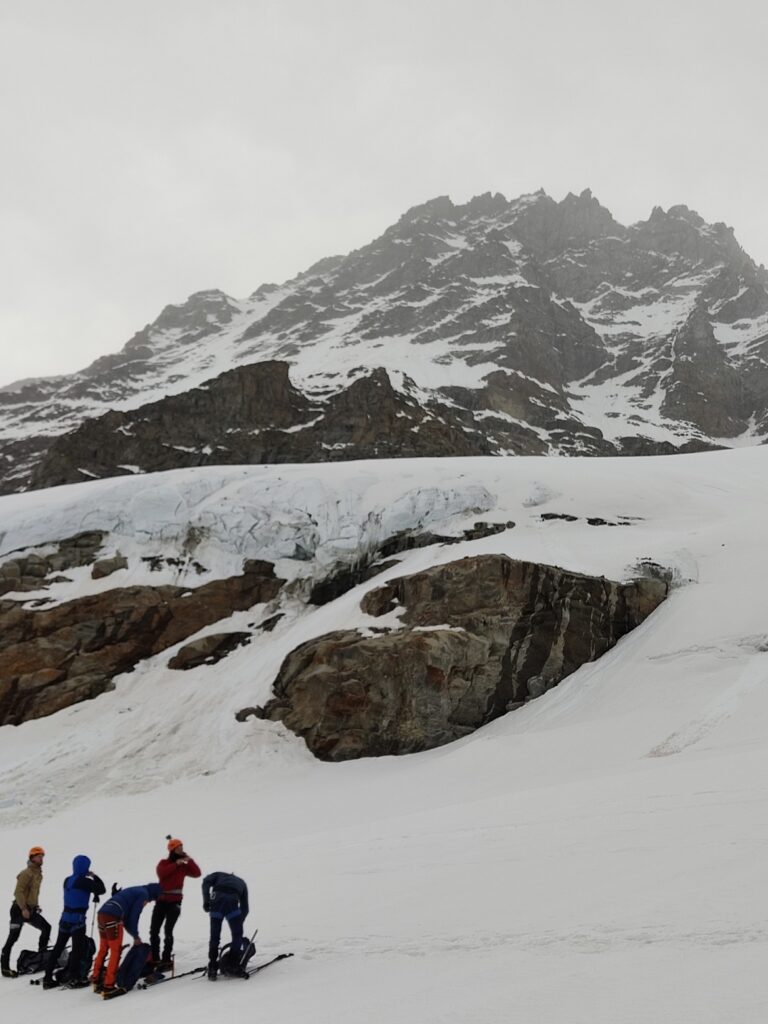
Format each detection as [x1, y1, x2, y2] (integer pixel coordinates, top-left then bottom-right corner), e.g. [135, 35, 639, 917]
[111, 883, 121, 896]
[93, 895, 101, 905]
[203, 900, 210, 913]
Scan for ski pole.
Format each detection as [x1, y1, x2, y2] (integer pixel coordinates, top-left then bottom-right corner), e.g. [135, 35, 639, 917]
[89, 900, 97, 939]
[239, 926, 258, 968]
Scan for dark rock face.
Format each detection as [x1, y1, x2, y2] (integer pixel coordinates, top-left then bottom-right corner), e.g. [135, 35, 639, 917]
[308, 519, 516, 606]
[660, 307, 750, 436]
[28, 363, 501, 489]
[0, 559, 283, 725]
[252, 554, 667, 760]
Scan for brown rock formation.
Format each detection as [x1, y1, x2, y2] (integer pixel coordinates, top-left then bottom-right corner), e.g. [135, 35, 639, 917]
[167, 631, 252, 670]
[0, 559, 283, 725]
[253, 554, 667, 760]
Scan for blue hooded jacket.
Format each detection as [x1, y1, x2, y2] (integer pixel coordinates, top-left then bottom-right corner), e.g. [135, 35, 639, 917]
[101, 883, 161, 938]
[60, 855, 106, 928]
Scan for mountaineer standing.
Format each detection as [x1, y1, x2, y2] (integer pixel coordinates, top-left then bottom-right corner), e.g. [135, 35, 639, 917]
[41, 854, 105, 988]
[150, 836, 201, 970]
[1, 846, 51, 978]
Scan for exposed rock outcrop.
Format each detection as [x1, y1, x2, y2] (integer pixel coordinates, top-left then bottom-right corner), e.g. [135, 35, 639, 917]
[660, 307, 750, 436]
[308, 519, 516, 606]
[0, 532, 105, 596]
[0, 559, 283, 725]
[27, 363, 503, 490]
[252, 554, 667, 760]
[91, 554, 128, 579]
[167, 631, 252, 670]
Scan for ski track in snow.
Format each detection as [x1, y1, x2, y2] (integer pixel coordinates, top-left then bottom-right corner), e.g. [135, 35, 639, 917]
[647, 651, 768, 758]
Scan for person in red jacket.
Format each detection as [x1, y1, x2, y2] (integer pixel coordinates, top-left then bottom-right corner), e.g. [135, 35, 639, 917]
[149, 837, 201, 970]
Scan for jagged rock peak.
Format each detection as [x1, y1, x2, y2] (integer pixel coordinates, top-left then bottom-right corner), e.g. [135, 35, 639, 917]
[249, 281, 281, 299]
[557, 188, 622, 233]
[647, 204, 705, 227]
[457, 191, 509, 217]
[149, 288, 240, 337]
[398, 195, 456, 224]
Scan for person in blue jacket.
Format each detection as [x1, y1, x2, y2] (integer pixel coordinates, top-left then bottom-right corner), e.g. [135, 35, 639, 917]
[42, 855, 105, 988]
[201, 871, 249, 980]
[92, 883, 161, 993]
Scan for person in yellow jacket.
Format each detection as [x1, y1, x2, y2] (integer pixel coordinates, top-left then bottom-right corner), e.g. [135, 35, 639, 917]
[1, 846, 51, 978]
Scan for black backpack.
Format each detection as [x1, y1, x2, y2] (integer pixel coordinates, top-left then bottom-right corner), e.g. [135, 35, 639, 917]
[218, 939, 256, 976]
[16, 946, 68, 976]
[115, 943, 151, 991]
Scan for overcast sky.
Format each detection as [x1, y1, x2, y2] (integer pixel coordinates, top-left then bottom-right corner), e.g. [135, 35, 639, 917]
[1, 0, 766, 386]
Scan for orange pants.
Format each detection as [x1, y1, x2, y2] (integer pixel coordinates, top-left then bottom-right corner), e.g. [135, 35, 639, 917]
[93, 913, 124, 987]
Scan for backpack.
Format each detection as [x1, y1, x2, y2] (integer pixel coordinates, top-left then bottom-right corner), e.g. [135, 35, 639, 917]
[16, 946, 69, 975]
[56, 936, 96, 986]
[115, 943, 151, 991]
[218, 939, 256, 976]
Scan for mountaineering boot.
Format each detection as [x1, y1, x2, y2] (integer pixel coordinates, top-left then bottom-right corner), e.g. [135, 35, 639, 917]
[42, 977, 59, 989]
[207, 963, 217, 981]
[2, 966, 18, 979]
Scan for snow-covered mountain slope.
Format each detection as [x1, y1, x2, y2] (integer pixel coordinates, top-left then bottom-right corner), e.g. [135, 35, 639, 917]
[1, 447, 767, 1022]
[3, 189, 768, 493]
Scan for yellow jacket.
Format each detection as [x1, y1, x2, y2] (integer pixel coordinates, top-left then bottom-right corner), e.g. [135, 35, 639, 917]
[13, 862, 43, 910]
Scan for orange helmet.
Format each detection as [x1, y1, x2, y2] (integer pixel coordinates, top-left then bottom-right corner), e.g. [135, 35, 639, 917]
[28, 846, 45, 858]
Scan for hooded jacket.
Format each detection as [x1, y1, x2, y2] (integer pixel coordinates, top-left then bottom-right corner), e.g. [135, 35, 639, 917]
[100, 883, 161, 938]
[60, 855, 106, 927]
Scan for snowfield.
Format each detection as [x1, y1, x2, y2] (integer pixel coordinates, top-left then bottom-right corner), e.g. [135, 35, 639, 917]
[1, 447, 767, 1022]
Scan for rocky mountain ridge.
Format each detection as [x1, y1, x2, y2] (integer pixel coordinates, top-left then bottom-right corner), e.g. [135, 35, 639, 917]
[2, 188, 767, 492]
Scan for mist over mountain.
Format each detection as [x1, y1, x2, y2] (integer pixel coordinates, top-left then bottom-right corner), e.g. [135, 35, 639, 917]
[2, 188, 767, 494]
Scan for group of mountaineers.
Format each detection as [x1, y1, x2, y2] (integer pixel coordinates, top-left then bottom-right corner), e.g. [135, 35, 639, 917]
[1, 838, 254, 997]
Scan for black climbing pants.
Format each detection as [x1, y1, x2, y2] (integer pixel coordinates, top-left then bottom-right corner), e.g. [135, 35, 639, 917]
[44, 922, 88, 981]
[149, 901, 181, 962]
[1, 903, 51, 967]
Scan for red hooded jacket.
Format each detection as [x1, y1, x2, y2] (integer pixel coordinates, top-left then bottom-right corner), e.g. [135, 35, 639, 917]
[155, 855, 201, 904]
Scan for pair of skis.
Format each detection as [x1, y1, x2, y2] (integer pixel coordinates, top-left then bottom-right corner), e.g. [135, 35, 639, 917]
[135, 952, 294, 991]
[246, 952, 294, 978]
[136, 964, 206, 990]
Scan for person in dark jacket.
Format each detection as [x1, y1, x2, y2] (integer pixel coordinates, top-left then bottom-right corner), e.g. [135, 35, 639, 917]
[150, 837, 201, 969]
[2, 846, 51, 978]
[42, 854, 105, 988]
[91, 883, 160, 993]
[201, 871, 249, 980]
